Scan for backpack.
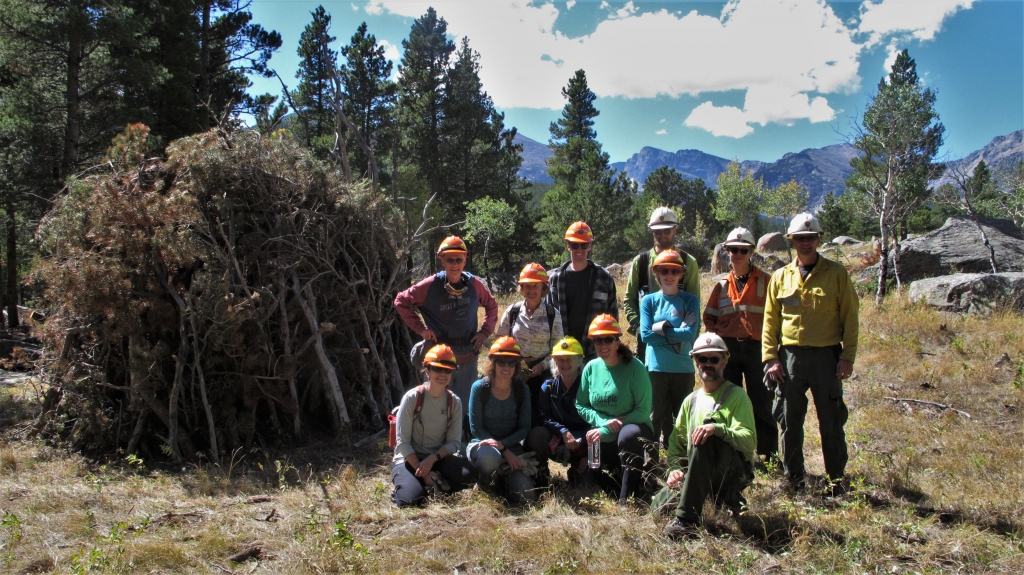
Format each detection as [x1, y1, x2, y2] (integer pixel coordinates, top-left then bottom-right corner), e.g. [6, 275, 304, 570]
[506, 301, 557, 339]
[689, 382, 736, 428]
[388, 384, 456, 448]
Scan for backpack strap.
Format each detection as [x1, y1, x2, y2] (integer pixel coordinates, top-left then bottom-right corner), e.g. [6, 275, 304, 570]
[507, 301, 522, 330]
[480, 376, 524, 417]
[688, 382, 737, 430]
[638, 250, 651, 295]
[545, 301, 556, 337]
[413, 384, 455, 427]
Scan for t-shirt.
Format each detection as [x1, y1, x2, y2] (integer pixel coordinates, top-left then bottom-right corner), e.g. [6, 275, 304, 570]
[576, 357, 653, 442]
[392, 387, 463, 464]
[562, 265, 594, 343]
[468, 379, 531, 445]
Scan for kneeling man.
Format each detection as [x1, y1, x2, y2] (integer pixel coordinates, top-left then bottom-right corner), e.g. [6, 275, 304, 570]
[658, 333, 757, 540]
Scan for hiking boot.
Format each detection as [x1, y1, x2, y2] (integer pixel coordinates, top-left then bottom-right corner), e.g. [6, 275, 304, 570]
[822, 477, 849, 498]
[785, 475, 806, 493]
[663, 517, 699, 540]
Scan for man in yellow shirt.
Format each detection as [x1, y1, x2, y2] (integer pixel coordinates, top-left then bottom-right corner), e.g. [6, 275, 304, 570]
[762, 213, 859, 494]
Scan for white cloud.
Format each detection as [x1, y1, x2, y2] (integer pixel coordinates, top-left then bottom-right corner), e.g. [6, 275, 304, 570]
[659, 118, 666, 123]
[371, 0, 973, 137]
[366, 1, 383, 15]
[656, 128, 667, 135]
[566, 0, 575, 9]
[859, 0, 974, 46]
[379, 39, 400, 66]
[685, 103, 753, 138]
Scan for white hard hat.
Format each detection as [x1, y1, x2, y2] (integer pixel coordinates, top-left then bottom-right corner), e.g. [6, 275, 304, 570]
[689, 333, 730, 357]
[723, 227, 756, 247]
[786, 213, 822, 238]
[648, 207, 679, 230]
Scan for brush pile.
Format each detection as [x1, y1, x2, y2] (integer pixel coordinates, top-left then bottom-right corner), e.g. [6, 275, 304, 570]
[32, 125, 419, 461]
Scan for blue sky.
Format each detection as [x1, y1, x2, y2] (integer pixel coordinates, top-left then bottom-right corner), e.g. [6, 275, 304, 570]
[247, 0, 1023, 163]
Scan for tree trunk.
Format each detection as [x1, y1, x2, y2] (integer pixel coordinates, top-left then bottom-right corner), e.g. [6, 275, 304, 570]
[199, 1, 212, 130]
[6, 199, 17, 328]
[291, 272, 350, 433]
[61, 16, 83, 180]
[875, 212, 889, 306]
[892, 235, 903, 292]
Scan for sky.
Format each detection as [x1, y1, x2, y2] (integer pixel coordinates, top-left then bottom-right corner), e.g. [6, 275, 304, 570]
[247, 0, 1023, 163]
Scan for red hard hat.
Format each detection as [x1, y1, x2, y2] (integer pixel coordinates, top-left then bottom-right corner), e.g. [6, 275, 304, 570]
[588, 314, 622, 337]
[423, 344, 457, 370]
[488, 336, 523, 358]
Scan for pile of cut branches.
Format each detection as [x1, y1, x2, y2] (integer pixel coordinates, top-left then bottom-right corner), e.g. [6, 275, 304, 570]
[31, 124, 420, 461]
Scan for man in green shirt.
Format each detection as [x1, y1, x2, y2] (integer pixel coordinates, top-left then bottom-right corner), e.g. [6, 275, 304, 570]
[624, 207, 700, 357]
[655, 333, 757, 540]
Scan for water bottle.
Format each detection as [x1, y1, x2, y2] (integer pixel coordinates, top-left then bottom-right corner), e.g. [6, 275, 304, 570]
[588, 438, 601, 469]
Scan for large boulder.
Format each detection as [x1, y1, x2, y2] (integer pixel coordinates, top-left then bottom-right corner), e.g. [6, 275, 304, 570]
[888, 216, 1024, 282]
[757, 232, 790, 252]
[909, 273, 1024, 314]
[832, 236, 863, 246]
[710, 243, 731, 275]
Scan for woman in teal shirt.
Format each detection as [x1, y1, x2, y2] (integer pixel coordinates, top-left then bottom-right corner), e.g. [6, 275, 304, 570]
[640, 249, 700, 447]
[577, 314, 659, 503]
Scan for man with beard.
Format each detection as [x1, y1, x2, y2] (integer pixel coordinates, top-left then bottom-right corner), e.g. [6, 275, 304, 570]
[655, 333, 757, 540]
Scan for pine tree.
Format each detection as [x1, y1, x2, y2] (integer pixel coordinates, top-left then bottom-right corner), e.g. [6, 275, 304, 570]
[849, 49, 944, 303]
[294, 6, 337, 157]
[538, 70, 633, 265]
[341, 22, 395, 181]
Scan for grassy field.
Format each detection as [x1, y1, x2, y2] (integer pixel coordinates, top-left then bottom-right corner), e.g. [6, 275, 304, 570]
[1, 267, 1023, 573]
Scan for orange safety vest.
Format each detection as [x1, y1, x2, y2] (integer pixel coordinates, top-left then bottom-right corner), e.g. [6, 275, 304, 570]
[702, 267, 767, 340]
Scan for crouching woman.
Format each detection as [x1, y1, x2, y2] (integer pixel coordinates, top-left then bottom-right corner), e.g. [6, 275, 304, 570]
[392, 344, 478, 507]
[467, 337, 536, 504]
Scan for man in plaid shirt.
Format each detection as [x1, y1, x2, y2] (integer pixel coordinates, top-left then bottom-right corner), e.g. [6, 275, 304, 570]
[547, 221, 619, 359]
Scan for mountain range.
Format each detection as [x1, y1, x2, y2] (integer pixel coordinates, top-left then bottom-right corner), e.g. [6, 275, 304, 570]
[513, 128, 1024, 208]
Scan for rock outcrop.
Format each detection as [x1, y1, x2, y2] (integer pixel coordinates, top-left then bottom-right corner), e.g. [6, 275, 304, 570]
[909, 273, 1024, 314]
[831, 236, 863, 246]
[886, 217, 1024, 282]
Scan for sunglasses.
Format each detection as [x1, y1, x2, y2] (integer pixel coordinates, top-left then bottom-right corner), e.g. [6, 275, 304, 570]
[652, 228, 674, 235]
[494, 358, 519, 368]
[727, 247, 750, 255]
[567, 242, 591, 250]
[443, 257, 465, 264]
[427, 365, 456, 373]
[791, 235, 818, 243]
[591, 336, 618, 345]
[656, 267, 683, 276]
[695, 355, 722, 365]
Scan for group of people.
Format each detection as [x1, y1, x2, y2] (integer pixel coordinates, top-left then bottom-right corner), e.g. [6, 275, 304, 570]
[392, 207, 859, 540]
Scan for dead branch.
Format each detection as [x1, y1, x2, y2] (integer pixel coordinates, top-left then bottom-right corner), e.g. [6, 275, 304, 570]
[884, 396, 971, 418]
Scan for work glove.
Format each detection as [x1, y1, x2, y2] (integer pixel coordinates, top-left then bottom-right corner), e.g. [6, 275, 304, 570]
[499, 451, 540, 477]
[682, 311, 697, 327]
[652, 321, 670, 336]
[425, 471, 452, 495]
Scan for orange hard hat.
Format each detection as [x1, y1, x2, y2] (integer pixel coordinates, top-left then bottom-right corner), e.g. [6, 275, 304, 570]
[437, 236, 468, 257]
[423, 344, 457, 370]
[588, 314, 622, 337]
[518, 262, 549, 284]
[488, 336, 523, 358]
[564, 221, 594, 243]
[653, 249, 686, 269]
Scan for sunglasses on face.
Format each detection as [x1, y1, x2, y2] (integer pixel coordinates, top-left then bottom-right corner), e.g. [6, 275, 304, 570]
[494, 358, 519, 368]
[443, 257, 465, 265]
[428, 365, 455, 373]
[727, 247, 750, 255]
[591, 336, 618, 345]
[695, 355, 721, 365]
[652, 228, 674, 235]
[567, 242, 591, 250]
[791, 235, 818, 243]
[656, 267, 683, 276]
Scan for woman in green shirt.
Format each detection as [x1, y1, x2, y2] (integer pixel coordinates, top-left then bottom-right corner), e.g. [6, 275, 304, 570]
[577, 314, 660, 503]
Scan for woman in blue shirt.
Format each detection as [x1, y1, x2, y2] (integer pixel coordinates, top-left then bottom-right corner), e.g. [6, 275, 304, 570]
[467, 337, 535, 504]
[640, 249, 700, 447]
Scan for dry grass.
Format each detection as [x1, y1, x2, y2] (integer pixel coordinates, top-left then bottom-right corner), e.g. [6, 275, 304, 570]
[1, 276, 1023, 573]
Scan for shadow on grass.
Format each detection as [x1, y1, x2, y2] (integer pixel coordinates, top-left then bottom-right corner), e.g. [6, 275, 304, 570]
[735, 512, 846, 554]
[862, 488, 1022, 539]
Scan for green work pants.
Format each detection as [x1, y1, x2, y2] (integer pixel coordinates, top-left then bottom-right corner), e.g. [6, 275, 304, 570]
[651, 436, 752, 522]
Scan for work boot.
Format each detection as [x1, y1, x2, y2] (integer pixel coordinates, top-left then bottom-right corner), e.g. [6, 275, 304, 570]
[822, 477, 849, 498]
[663, 517, 699, 540]
[785, 474, 806, 493]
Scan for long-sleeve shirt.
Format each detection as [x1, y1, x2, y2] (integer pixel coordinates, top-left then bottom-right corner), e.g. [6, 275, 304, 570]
[547, 260, 617, 354]
[394, 271, 498, 363]
[538, 373, 591, 437]
[640, 290, 700, 373]
[624, 248, 700, 335]
[761, 255, 860, 363]
[703, 266, 768, 340]
[468, 379, 531, 446]
[666, 381, 757, 474]
[496, 301, 563, 369]
[576, 357, 653, 442]
[392, 386, 463, 465]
